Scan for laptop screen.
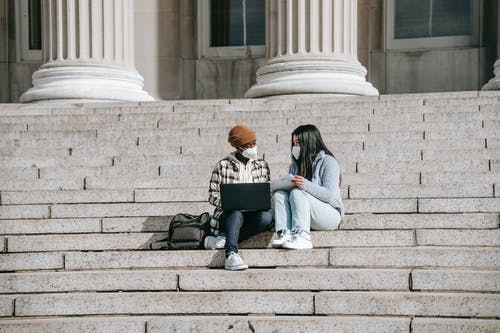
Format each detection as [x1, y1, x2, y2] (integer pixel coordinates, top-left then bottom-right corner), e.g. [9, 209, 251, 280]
[220, 183, 271, 211]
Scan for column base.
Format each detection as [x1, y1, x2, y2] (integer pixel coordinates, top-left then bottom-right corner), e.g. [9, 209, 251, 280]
[245, 60, 379, 98]
[482, 60, 500, 91]
[20, 66, 155, 103]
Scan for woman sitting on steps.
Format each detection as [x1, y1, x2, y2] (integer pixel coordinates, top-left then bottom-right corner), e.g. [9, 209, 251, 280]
[272, 124, 345, 249]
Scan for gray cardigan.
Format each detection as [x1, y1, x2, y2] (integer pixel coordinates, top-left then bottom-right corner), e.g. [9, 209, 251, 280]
[289, 150, 345, 216]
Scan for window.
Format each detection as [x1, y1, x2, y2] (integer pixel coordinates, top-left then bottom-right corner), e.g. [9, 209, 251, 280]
[386, 0, 479, 50]
[16, 0, 42, 62]
[198, 0, 265, 58]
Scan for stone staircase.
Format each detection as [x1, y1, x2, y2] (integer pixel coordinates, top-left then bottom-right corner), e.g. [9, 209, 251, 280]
[0, 91, 499, 332]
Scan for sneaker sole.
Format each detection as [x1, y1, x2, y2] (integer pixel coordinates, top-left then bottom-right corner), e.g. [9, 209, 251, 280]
[282, 244, 313, 250]
[225, 264, 248, 271]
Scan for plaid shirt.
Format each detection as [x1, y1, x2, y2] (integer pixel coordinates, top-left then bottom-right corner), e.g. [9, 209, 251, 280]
[208, 152, 270, 235]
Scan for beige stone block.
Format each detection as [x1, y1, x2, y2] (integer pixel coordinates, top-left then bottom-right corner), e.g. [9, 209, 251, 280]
[357, 159, 488, 173]
[423, 148, 500, 161]
[0, 317, 146, 333]
[0, 218, 100, 235]
[344, 199, 417, 213]
[412, 318, 500, 333]
[0, 237, 5, 252]
[147, 316, 411, 333]
[417, 229, 500, 246]
[134, 188, 206, 202]
[179, 268, 409, 291]
[342, 172, 420, 185]
[7, 233, 168, 252]
[0, 155, 110, 169]
[51, 202, 212, 218]
[421, 171, 500, 185]
[329, 247, 500, 269]
[419, 198, 500, 213]
[313, 230, 414, 247]
[412, 269, 500, 292]
[0, 253, 64, 272]
[316, 292, 500, 317]
[15, 292, 314, 316]
[0, 178, 84, 192]
[426, 110, 500, 122]
[1, 190, 134, 205]
[340, 213, 499, 230]
[349, 184, 493, 199]
[102, 216, 170, 232]
[0, 205, 50, 220]
[0, 297, 13, 316]
[65, 249, 330, 270]
[0, 167, 38, 180]
[0, 270, 177, 293]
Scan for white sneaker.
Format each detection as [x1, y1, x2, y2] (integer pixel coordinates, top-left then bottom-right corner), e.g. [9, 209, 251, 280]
[282, 230, 313, 250]
[271, 229, 291, 248]
[204, 236, 226, 250]
[224, 252, 248, 270]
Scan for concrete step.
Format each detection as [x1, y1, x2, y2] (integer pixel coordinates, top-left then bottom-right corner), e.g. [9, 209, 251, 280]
[315, 291, 499, 317]
[4, 291, 498, 318]
[339, 213, 499, 230]
[6, 228, 499, 253]
[0, 316, 414, 333]
[349, 183, 493, 199]
[0, 213, 495, 236]
[4, 247, 489, 271]
[3, 316, 498, 333]
[0, 268, 411, 294]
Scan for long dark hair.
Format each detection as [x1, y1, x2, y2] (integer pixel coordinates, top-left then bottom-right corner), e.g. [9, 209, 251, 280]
[292, 124, 334, 180]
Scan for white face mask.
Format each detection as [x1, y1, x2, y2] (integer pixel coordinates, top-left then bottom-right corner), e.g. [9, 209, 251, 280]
[241, 146, 258, 160]
[292, 146, 300, 160]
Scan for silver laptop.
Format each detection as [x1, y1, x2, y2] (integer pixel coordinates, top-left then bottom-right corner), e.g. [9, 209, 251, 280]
[220, 183, 271, 211]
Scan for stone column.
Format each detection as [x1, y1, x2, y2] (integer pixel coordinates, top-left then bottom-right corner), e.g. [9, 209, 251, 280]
[482, 5, 500, 91]
[20, 0, 153, 103]
[246, 0, 378, 98]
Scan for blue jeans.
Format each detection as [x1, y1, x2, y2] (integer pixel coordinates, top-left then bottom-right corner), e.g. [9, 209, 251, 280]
[219, 210, 273, 256]
[272, 189, 341, 233]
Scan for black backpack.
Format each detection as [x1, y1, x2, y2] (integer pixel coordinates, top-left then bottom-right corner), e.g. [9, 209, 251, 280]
[150, 212, 211, 250]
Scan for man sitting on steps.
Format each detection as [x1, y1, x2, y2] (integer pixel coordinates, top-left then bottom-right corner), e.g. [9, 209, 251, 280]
[207, 124, 274, 270]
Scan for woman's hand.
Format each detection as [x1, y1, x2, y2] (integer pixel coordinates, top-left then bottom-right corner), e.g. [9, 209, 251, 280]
[291, 175, 306, 188]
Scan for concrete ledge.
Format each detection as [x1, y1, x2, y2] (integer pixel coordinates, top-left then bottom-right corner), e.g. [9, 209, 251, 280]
[329, 247, 500, 269]
[1, 190, 134, 205]
[178, 268, 409, 291]
[65, 249, 330, 270]
[50, 202, 213, 218]
[340, 213, 499, 230]
[412, 269, 500, 292]
[419, 198, 500, 213]
[0, 218, 101, 235]
[0, 270, 178, 294]
[0, 297, 13, 316]
[0, 178, 84, 191]
[0, 205, 50, 220]
[0, 253, 64, 272]
[416, 229, 500, 246]
[344, 199, 418, 213]
[14, 292, 314, 316]
[6, 233, 168, 252]
[412, 318, 500, 333]
[315, 292, 500, 317]
[0, 317, 146, 333]
[148, 316, 411, 333]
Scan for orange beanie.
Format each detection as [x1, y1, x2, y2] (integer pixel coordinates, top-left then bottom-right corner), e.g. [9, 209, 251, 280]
[227, 125, 256, 148]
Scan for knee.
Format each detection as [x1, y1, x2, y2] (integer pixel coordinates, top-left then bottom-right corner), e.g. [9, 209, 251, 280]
[289, 188, 306, 201]
[256, 211, 273, 229]
[225, 210, 244, 223]
[272, 190, 289, 204]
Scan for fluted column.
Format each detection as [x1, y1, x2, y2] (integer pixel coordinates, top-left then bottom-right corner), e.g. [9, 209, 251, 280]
[246, 0, 378, 98]
[482, 5, 500, 91]
[20, 0, 153, 103]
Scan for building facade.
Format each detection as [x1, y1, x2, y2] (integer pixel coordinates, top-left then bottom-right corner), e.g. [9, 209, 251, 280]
[0, 0, 498, 103]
